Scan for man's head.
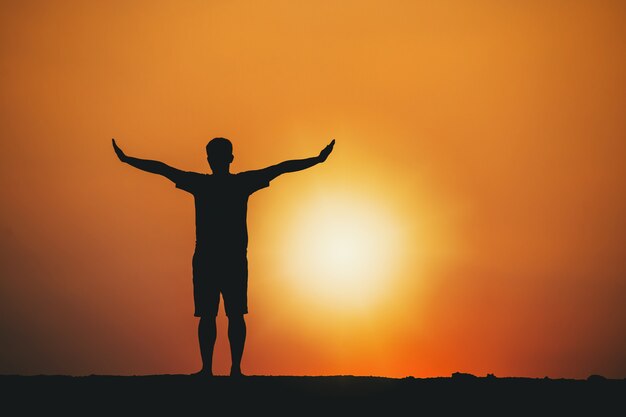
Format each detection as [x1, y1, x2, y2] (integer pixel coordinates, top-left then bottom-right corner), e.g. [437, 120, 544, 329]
[206, 137, 233, 173]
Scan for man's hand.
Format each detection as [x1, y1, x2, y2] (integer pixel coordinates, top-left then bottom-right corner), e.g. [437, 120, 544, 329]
[112, 138, 128, 162]
[318, 139, 335, 163]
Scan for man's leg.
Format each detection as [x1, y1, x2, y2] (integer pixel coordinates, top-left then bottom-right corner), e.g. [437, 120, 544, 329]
[198, 316, 217, 376]
[227, 314, 246, 376]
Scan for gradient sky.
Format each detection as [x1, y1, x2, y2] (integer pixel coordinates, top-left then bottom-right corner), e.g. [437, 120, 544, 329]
[1, 0, 625, 378]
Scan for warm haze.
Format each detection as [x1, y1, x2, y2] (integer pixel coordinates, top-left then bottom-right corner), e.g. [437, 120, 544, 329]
[1, 1, 625, 378]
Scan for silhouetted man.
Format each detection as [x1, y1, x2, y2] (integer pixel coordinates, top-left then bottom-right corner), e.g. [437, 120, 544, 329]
[112, 137, 335, 376]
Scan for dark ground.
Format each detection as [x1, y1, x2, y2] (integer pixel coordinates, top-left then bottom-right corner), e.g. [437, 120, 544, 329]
[2, 373, 624, 414]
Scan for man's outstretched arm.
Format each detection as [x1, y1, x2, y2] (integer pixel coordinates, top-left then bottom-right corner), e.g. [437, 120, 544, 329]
[112, 138, 186, 183]
[260, 139, 335, 181]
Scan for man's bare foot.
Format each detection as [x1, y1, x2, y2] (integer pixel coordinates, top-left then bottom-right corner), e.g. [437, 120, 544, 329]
[230, 368, 245, 378]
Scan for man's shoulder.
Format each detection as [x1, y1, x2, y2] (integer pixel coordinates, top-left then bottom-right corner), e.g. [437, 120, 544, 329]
[234, 169, 271, 193]
[233, 170, 255, 181]
[174, 171, 209, 192]
[186, 172, 210, 180]
[235, 169, 268, 179]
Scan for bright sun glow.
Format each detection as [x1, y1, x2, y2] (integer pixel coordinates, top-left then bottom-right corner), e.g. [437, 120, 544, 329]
[280, 191, 404, 311]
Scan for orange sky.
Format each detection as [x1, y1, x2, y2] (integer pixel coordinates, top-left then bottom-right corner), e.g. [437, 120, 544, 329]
[1, 0, 625, 378]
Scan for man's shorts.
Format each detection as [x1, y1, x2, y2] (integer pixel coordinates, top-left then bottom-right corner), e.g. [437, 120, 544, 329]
[192, 250, 248, 317]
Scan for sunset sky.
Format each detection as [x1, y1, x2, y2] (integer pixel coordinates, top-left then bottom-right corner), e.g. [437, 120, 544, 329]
[1, 0, 625, 378]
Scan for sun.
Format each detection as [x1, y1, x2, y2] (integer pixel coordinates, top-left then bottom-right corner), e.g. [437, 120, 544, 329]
[279, 190, 404, 312]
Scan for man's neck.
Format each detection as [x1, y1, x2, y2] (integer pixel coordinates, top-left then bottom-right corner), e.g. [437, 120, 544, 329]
[211, 169, 231, 177]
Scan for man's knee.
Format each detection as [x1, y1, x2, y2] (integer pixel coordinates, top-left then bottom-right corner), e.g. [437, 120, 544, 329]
[199, 316, 216, 328]
[228, 314, 245, 326]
